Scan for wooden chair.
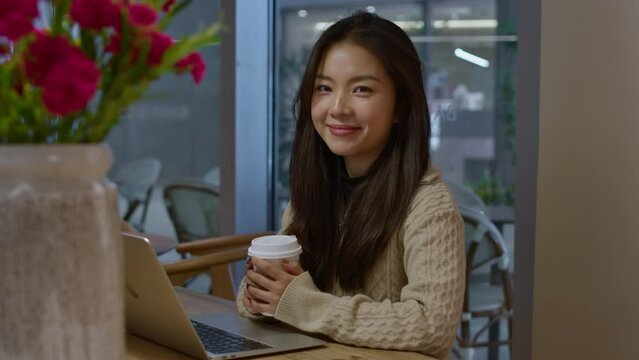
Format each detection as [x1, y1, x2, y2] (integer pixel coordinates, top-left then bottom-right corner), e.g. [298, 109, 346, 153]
[454, 205, 513, 360]
[162, 232, 274, 301]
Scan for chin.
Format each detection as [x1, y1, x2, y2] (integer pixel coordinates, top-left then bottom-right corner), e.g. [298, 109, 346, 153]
[326, 147, 353, 157]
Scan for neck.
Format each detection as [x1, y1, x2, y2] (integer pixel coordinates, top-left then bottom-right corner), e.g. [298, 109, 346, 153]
[344, 155, 376, 177]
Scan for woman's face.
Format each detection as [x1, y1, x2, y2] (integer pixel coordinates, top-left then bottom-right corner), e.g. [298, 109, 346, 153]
[311, 41, 396, 177]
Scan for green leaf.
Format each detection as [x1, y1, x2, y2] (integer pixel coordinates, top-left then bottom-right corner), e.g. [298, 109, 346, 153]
[51, 0, 72, 36]
[158, 0, 193, 30]
[155, 21, 221, 72]
[80, 29, 98, 60]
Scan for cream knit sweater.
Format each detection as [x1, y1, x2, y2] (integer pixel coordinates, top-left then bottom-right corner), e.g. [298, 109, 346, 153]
[237, 168, 465, 359]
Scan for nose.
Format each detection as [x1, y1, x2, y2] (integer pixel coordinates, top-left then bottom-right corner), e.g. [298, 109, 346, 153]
[329, 91, 352, 118]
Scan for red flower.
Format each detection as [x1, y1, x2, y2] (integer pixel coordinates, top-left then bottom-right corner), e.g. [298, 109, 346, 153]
[161, 0, 176, 12]
[25, 33, 77, 86]
[175, 52, 206, 84]
[41, 57, 100, 116]
[105, 31, 172, 67]
[0, 42, 9, 55]
[0, 0, 39, 40]
[70, 0, 121, 30]
[127, 3, 157, 28]
[24, 33, 99, 116]
[147, 31, 172, 66]
[105, 33, 121, 53]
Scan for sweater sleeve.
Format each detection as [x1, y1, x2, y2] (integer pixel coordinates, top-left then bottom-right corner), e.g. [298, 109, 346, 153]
[273, 207, 465, 358]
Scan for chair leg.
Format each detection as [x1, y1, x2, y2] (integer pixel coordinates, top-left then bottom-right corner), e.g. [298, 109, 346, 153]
[123, 200, 141, 222]
[458, 317, 473, 360]
[451, 345, 462, 359]
[508, 316, 513, 357]
[138, 187, 154, 232]
[488, 316, 500, 360]
[459, 347, 474, 360]
[210, 264, 235, 301]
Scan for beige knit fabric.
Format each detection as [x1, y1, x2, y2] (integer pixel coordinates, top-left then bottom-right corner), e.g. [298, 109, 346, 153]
[237, 168, 465, 359]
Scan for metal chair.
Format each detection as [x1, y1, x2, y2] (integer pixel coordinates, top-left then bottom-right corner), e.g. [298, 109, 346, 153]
[114, 157, 162, 232]
[163, 178, 221, 256]
[454, 205, 513, 360]
[445, 180, 487, 213]
[202, 166, 220, 191]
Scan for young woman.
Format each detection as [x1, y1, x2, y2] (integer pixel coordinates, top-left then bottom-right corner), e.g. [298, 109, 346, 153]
[237, 11, 465, 359]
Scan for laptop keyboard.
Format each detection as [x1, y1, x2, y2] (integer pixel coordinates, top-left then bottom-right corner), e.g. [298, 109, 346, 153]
[191, 320, 272, 354]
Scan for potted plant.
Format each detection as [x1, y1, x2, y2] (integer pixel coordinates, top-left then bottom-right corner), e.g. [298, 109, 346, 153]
[0, 1, 219, 359]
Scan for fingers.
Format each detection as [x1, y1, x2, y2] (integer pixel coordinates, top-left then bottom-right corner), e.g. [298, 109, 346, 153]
[242, 292, 261, 315]
[244, 274, 262, 290]
[244, 286, 275, 315]
[246, 282, 278, 304]
[250, 257, 286, 280]
[246, 268, 276, 290]
[242, 257, 301, 317]
[282, 259, 304, 275]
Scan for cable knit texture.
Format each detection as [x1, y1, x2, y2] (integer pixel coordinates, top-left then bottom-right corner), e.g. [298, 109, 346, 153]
[237, 168, 465, 359]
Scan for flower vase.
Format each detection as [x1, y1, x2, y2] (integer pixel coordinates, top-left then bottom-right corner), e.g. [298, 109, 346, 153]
[0, 144, 124, 360]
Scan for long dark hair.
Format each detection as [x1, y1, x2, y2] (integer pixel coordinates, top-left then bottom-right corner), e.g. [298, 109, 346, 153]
[286, 11, 431, 292]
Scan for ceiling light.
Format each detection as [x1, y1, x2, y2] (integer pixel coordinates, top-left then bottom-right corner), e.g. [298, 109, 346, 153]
[454, 48, 489, 68]
[315, 20, 424, 33]
[433, 19, 498, 29]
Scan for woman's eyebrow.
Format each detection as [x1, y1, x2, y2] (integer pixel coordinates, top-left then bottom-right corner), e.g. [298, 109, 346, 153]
[315, 74, 381, 83]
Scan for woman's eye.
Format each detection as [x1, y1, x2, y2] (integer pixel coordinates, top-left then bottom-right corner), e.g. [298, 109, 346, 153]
[315, 84, 331, 92]
[353, 86, 372, 94]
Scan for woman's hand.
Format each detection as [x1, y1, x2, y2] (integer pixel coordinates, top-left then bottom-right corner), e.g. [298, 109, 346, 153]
[242, 257, 303, 316]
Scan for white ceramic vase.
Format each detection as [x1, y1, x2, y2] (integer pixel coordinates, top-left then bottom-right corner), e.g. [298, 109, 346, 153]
[0, 144, 124, 360]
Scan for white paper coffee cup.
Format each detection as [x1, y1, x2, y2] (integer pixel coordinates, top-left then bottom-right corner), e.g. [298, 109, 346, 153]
[247, 235, 301, 316]
[248, 234, 301, 262]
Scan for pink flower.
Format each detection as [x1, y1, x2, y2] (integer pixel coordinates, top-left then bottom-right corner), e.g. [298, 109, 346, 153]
[175, 52, 206, 84]
[161, 0, 176, 12]
[24, 33, 99, 116]
[126, 3, 157, 28]
[147, 31, 172, 66]
[0, 0, 39, 40]
[70, 0, 121, 30]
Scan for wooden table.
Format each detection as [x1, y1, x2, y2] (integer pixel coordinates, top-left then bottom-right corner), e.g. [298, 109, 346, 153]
[127, 287, 436, 360]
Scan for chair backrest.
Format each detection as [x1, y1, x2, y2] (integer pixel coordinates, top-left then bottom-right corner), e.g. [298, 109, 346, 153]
[203, 166, 220, 190]
[459, 205, 508, 273]
[457, 205, 513, 356]
[163, 178, 220, 244]
[445, 180, 486, 214]
[115, 157, 162, 202]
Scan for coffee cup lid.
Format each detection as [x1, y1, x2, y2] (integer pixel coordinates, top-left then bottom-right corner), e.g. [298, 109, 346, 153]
[247, 235, 302, 259]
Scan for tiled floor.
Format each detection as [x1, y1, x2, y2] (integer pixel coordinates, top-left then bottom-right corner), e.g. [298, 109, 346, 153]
[124, 187, 512, 360]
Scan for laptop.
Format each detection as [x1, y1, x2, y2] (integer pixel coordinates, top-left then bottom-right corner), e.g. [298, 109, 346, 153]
[123, 233, 325, 359]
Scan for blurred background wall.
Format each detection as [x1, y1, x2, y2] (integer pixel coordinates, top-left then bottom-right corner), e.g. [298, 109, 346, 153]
[517, 0, 639, 358]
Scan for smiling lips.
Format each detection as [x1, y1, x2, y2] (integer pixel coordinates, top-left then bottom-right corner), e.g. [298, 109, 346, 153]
[327, 124, 359, 136]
